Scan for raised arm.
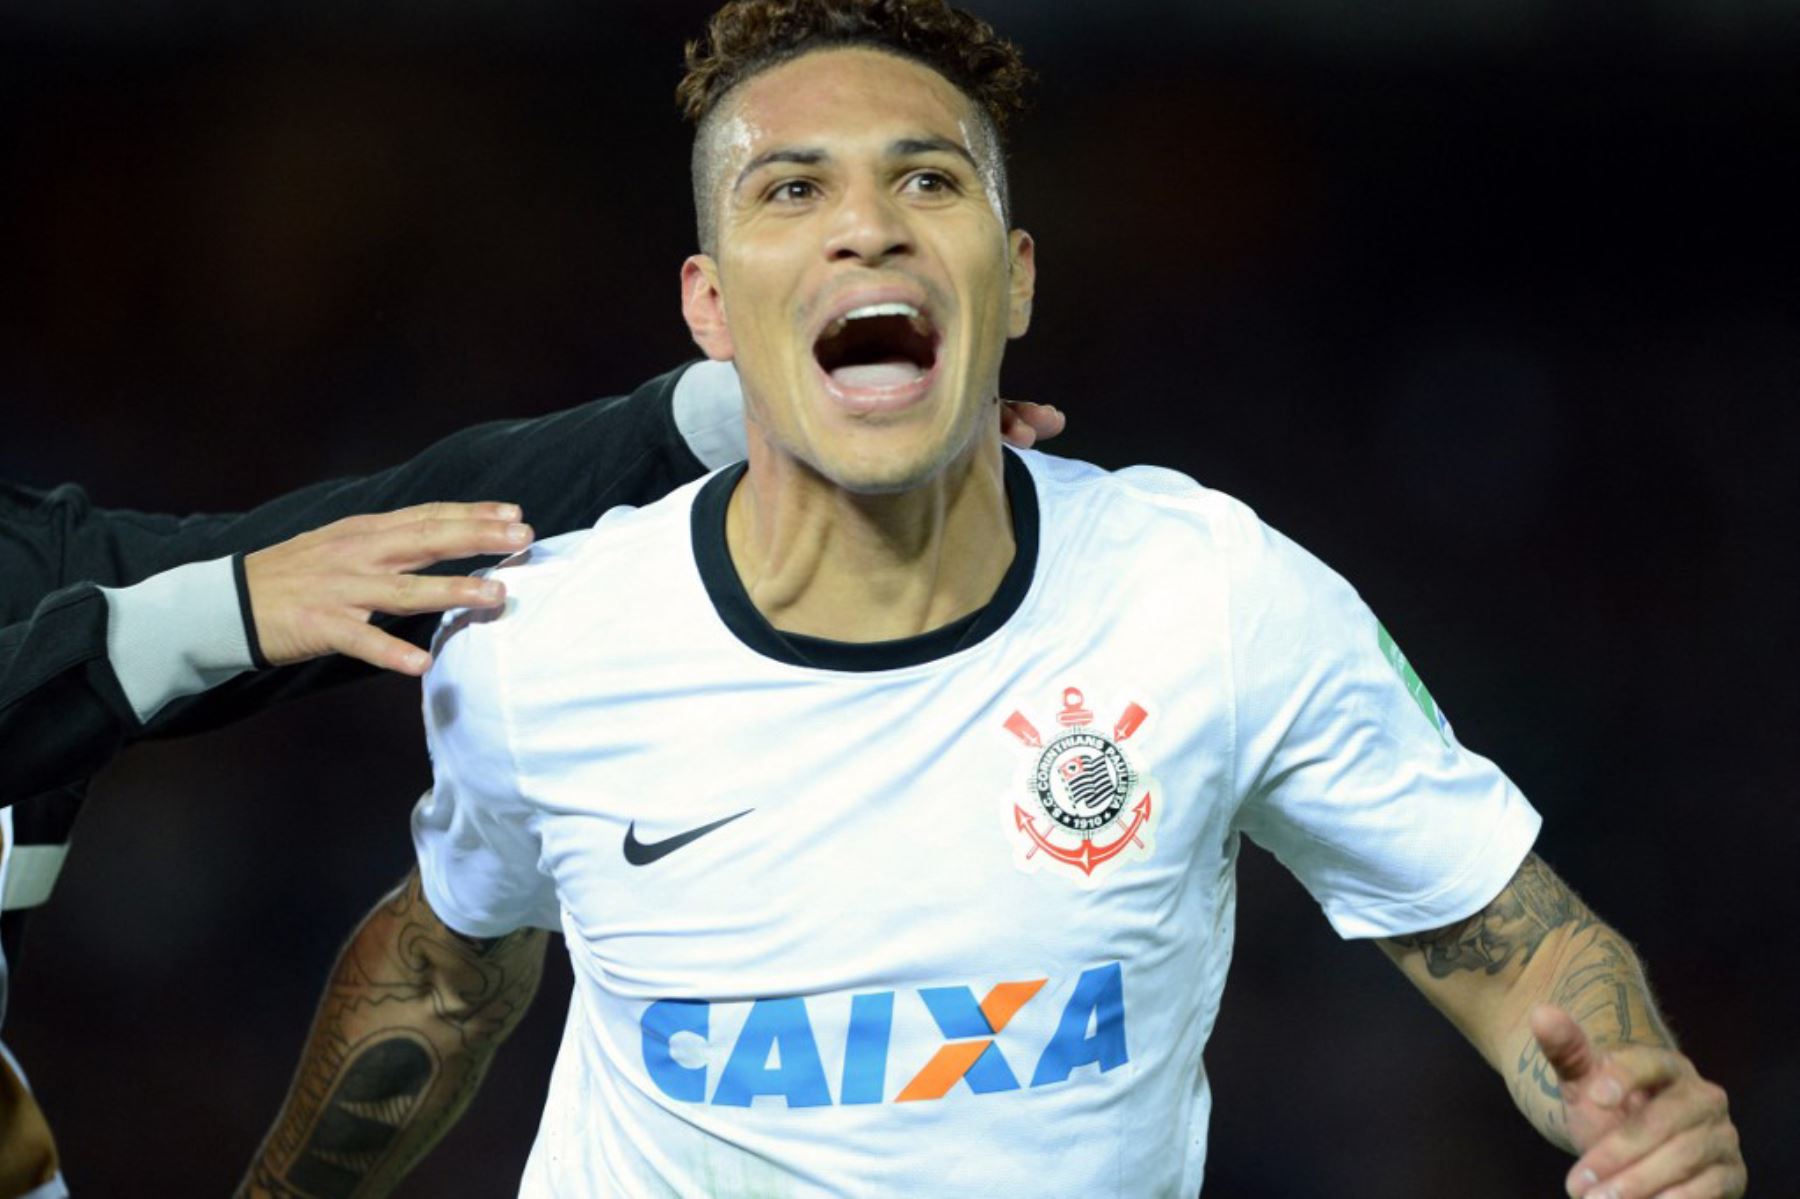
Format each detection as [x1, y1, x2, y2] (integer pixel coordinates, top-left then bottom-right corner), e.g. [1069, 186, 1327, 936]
[1379, 854, 1745, 1198]
[239, 870, 547, 1199]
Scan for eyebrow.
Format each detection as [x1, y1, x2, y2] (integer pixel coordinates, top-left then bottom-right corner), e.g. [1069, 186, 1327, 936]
[732, 136, 982, 195]
[733, 147, 828, 194]
[889, 136, 981, 173]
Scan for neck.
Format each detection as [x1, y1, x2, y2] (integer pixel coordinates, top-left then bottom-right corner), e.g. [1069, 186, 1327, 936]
[724, 430, 1014, 643]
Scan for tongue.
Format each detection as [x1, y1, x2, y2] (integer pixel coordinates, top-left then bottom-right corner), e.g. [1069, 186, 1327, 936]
[829, 359, 924, 390]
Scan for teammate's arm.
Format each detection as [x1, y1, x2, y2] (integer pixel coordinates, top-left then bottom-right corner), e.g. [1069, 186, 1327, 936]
[4, 364, 1064, 801]
[0, 503, 523, 803]
[238, 869, 547, 1199]
[1377, 854, 1745, 1198]
[3, 365, 708, 806]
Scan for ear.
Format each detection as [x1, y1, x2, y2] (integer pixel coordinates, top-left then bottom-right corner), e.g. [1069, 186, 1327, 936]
[1006, 229, 1036, 339]
[681, 254, 735, 361]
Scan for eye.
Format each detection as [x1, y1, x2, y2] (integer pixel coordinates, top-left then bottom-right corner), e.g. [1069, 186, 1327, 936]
[904, 170, 959, 196]
[767, 179, 820, 204]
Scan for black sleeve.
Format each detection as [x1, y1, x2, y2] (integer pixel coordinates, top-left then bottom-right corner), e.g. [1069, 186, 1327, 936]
[51, 362, 706, 583]
[146, 363, 709, 742]
[0, 585, 141, 802]
[0, 480, 175, 803]
[0, 363, 708, 799]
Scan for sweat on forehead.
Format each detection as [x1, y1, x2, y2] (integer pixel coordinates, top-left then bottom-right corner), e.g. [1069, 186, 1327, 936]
[688, 45, 1011, 254]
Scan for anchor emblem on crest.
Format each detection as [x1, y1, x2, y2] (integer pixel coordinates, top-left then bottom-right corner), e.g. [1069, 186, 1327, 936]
[1000, 686, 1157, 884]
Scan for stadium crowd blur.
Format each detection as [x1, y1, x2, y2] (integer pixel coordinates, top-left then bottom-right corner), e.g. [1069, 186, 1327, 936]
[2, 1, 1793, 1194]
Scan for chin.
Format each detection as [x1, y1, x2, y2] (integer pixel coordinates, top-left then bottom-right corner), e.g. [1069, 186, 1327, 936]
[812, 417, 989, 498]
[817, 451, 941, 497]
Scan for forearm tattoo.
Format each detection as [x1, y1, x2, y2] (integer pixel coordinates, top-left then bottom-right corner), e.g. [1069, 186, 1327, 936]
[1387, 854, 1594, 978]
[1386, 853, 1674, 1143]
[246, 874, 546, 1198]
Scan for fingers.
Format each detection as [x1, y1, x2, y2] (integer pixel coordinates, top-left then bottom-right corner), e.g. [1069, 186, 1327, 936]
[359, 515, 534, 572]
[354, 573, 506, 618]
[244, 502, 529, 668]
[1650, 1163, 1749, 1199]
[1564, 1062, 1740, 1199]
[351, 500, 522, 531]
[284, 576, 500, 677]
[1576, 1065, 1728, 1180]
[1017, 401, 1066, 441]
[999, 400, 1065, 448]
[999, 402, 1035, 448]
[1566, 1124, 1743, 1198]
[330, 618, 434, 677]
[1532, 1004, 1606, 1090]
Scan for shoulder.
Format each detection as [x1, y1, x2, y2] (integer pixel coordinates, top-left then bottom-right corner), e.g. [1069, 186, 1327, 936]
[1022, 450, 1356, 618]
[428, 473, 711, 667]
[1021, 449, 1278, 556]
[431, 526, 591, 653]
[421, 528, 600, 759]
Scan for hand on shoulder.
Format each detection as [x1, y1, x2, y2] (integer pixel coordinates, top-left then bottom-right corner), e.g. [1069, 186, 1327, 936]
[244, 501, 533, 676]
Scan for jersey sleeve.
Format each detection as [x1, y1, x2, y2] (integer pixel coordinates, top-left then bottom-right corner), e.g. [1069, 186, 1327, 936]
[1225, 511, 1540, 939]
[411, 600, 561, 938]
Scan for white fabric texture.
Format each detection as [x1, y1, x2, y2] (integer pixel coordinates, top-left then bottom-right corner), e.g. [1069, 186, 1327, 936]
[670, 360, 747, 470]
[99, 555, 251, 724]
[413, 450, 1539, 1198]
[1, 845, 70, 912]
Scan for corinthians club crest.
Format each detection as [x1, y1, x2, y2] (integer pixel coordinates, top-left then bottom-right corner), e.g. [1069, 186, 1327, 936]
[999, 686, 1158, 884]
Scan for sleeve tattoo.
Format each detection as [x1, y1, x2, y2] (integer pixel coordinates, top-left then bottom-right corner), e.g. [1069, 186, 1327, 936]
[1388, 854, 1595, 978]
[241, 872, 547, 1198]
[1383, 854, 1675, 1144]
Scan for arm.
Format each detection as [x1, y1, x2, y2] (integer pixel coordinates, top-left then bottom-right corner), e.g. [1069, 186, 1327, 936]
[1380, 853, 1745, 1198]
[0, 508, 520, 805]
[239, 870, 547, 1198]
[4, 363, 1062, 797]
[0, 364, 717, 803]
[244, 566, 562, 1195]
[81, 364, 756, 755]
[0, 583, 137, 803]
[1211, 506, 1741, 1195]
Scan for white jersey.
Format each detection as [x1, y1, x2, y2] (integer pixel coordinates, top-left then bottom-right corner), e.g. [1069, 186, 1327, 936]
[413, 449, 1540, 1198]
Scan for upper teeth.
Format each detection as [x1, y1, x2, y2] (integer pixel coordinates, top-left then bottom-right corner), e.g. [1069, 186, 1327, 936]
[845, 302, 918, 321]
[824, 302, 926, 341]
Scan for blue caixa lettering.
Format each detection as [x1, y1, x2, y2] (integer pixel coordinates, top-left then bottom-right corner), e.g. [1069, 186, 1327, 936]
[641, 963, 1127, 1107]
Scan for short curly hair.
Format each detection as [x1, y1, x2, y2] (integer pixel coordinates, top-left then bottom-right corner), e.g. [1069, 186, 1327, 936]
[677, 0, 1034, 252]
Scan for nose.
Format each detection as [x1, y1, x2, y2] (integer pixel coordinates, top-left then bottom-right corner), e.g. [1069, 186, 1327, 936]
[823, 178, 913, 265]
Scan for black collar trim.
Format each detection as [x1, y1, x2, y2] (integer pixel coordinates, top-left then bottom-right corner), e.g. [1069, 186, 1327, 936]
[690, 451, 1038, 672]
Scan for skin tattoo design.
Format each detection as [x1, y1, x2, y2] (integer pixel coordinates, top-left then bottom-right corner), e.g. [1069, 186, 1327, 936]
[241, 872, 547, 1197]
[1382, 854, 1676, 1148]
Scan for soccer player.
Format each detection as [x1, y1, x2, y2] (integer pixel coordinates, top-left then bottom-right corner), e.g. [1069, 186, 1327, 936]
[249, 1, 1746, 1196]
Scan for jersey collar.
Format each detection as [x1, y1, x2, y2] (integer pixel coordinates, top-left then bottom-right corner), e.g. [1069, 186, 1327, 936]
[690, 450, 1039, 672]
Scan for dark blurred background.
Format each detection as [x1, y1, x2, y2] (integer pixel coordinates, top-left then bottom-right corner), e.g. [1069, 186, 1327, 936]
[3, 1, 1796, 1194]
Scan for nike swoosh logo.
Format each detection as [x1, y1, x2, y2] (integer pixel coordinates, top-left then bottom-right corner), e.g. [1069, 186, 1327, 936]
[623, 808, 754, 866]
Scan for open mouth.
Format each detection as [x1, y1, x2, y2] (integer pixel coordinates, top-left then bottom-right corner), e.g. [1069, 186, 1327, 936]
[813, 302, 939, 392]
